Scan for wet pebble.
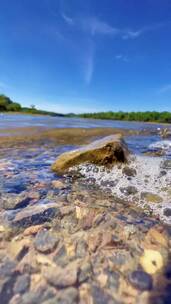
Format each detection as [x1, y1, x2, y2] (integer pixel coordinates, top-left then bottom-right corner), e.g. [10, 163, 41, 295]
[91, 285, 118, 304]
[162, 160, 171, 169]
[128, 270, 153, 291]
[120, 186, 138, 195]
[163, 208, 171, 217]
[34, 229, 59, 253]
[13, 274, 30, 294]
[122, 166, 137, 177]
[0, 259, 16, 278]
[2, 193, 31, 210]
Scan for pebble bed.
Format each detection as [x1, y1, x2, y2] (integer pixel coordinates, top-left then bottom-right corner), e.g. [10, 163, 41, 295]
[0, 135, 171, 304]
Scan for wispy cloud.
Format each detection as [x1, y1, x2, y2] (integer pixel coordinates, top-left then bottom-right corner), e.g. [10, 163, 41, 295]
[115, 54, 129, 62]
[47, 0, 167, 86]
[122, 22, 165, 39]
[83, 41, 95, 85]
[82, 17, 119, 36]
[158, 84, 171, 93]
[61, 13, 74, 26]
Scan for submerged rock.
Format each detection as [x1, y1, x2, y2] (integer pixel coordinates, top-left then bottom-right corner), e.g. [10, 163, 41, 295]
[52, 135, 129, 175]
[128, 271, 153, 291]
[34, 229, 59, 253]
[1, 193, 31, 210]
[44, 264, 78, 288]
[141, 192, 163, 204]
[160, 128, 171, 138]
[9, 203, 60, 228]
[122, 166, 137, 177]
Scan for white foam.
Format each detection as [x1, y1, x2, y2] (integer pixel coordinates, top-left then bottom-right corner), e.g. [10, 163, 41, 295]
[77, 155, 171, 224]
[149, 140, 171, 151]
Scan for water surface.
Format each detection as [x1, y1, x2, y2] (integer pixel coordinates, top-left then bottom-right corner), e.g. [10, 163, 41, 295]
[0, 113, 167, 130]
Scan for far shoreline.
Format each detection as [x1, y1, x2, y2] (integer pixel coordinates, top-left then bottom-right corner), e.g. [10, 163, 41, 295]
[0, 111, 170, 126]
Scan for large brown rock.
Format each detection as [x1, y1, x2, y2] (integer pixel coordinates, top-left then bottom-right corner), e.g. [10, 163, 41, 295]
[52, 134, 129, 175]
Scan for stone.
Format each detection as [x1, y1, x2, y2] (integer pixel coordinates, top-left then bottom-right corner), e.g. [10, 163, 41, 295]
[42, 287, 78, 304]
[44, 264, 78, 288]
[36, 254, 56, 267]
[141, 192, 163, 204]
[122, 166, 137, 177]
[146, 228, 168, 247]
[11, 203, 60, 228]
[52, 135, 129, 175]
[91, 285, 118, 304]
[107, 271, 120, 291]
[34, 229, 58, 254]
[163, 208, 171, 217]
[160, 128, 171, 138]
[0, 258, 16, 278]
[161, 160, 171, 170]
[20, 286, 56, 304]
[140, 249, 164, 274]
[51, 180, 65, 189]
[120, 186, 138, 195]
[7, 239, 30, 261]
[78, 262, 92, 283]
[128, 271, 153, 291]
[1, 193, 31, 210]
[159, 170, 167, 177]
[75, 239, 88, 258]
[23, 225, 44, 236]
[53, 244, 68, 267]
[13, 274, 30, 294]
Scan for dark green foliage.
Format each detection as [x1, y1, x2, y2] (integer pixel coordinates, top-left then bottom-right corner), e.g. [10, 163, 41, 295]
[0, 94, 14, 111]
[0, 94, 63, 116]
[71, 111, 171, 123]
[6, 103, 22, 112]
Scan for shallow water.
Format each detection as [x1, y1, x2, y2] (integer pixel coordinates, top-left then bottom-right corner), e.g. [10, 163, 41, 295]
[0, 113, 168, 130]
[0, 115, 171, 226]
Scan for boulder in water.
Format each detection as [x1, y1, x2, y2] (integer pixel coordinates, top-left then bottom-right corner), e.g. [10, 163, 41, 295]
[160, 128, 171, 138]
[52, 134, 129, 175]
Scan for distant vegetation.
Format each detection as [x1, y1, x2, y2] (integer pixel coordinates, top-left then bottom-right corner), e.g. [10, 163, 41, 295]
[1, 94, 170, 123]
[0, 94, 63, 116]
[69, 111, 171, 123]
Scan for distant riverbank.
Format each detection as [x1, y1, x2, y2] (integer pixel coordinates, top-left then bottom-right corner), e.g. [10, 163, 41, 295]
[69, 111, 171, 124]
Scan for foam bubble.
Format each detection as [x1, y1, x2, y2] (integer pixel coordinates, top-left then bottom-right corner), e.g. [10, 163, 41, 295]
[77, 155, 171, 224]
[149, 140, 171, 151]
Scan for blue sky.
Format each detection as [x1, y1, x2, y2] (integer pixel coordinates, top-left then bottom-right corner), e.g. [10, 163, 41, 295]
[0, 0, 171, 113]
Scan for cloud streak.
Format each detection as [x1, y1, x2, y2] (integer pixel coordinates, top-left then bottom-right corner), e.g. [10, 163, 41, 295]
[49, 1, 167, 86]
[83, 41, 95, 85]
[82, 17, 119, 36]
[122, 22, 166, 39]
[158, 84, 171, 93]
[61, 13, 74, 26]
[115, 54, 129, 62]
[60, 10, 165, 40]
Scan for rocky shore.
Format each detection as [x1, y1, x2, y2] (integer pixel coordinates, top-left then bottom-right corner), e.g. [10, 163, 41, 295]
[0, 128, 171, 303]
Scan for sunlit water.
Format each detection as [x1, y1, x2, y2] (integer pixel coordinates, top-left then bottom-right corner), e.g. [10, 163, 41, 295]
[0, 114, 171, 225]
[0, 113, 168, 130]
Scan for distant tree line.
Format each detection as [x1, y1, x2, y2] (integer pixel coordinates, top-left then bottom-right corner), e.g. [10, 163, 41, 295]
[0, 94, 22, 112]
[72, 111, 171, 123]
[1, 94, 170, 122]
[0, 94, 63, 117]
